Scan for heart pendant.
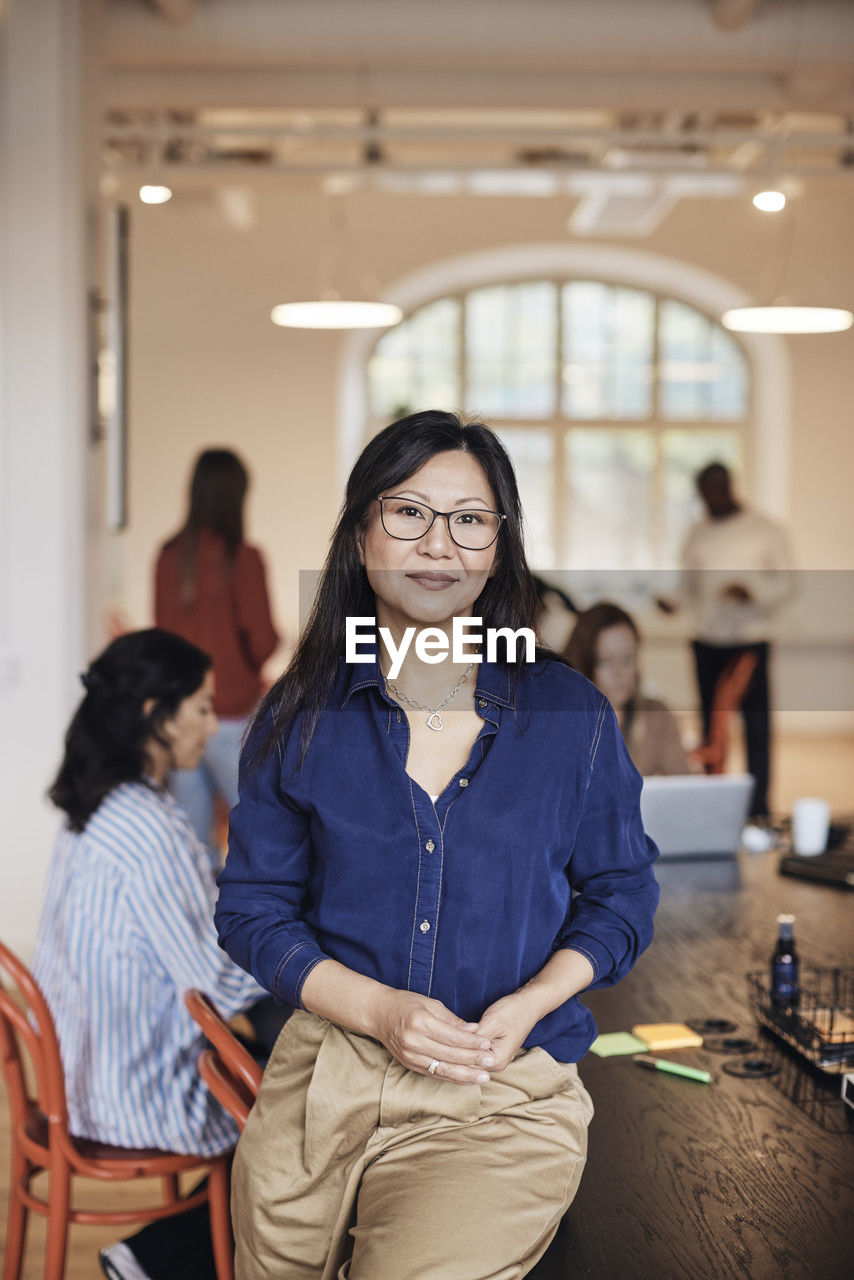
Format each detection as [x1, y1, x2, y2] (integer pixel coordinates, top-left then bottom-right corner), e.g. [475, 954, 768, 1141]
[426, 712, 444, 731]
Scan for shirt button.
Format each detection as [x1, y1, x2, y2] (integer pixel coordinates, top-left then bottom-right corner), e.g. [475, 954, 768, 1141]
[420, 920, 430, 933]
[478, 699, 487, 707]
[458, 778, 468, 788]
[425, 839, 435, 852]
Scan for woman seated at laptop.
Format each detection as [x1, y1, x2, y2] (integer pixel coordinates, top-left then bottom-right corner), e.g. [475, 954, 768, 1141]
[566, 602, 692, 776]
[32, 628, 270, 1280]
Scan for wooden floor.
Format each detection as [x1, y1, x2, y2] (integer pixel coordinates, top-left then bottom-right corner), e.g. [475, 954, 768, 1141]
[2, 732, 852, 1280]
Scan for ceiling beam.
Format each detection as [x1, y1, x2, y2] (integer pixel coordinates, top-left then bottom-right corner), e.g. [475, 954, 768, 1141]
[101, 159, 852, 183]
[101, 120, 850, 153]
[103, 66, 854, 115]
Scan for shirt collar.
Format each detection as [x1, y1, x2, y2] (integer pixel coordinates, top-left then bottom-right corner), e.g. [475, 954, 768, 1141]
[339, 643, 515, 710]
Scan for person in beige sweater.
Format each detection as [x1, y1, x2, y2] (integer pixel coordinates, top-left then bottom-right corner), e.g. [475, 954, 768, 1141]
[565, 602, 692, 776]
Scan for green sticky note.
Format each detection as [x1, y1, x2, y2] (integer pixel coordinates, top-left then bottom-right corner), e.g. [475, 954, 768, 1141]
[589, 1032, 649, 1058]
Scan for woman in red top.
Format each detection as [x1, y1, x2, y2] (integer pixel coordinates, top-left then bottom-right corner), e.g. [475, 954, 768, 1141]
[154, 449, 279, 857]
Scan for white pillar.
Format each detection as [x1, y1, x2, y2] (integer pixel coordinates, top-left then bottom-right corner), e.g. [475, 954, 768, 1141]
[0, 0, 96, 955]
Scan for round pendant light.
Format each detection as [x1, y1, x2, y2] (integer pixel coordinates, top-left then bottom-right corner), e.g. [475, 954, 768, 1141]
[270, 300, 402, 330]
[721, 306, 853, 334]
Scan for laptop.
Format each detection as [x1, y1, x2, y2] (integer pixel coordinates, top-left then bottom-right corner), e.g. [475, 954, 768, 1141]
[640, 774, 754, 860]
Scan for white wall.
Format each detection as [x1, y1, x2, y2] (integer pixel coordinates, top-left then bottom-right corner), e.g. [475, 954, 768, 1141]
[0, 0, 96, 959]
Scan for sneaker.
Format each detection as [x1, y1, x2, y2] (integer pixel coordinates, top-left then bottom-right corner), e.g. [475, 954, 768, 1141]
[99, 1242, 155, 1280]
[742, 821, 777, 853]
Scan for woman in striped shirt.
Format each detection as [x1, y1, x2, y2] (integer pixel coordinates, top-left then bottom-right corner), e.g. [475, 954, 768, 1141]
[32, 628, 265, 1280]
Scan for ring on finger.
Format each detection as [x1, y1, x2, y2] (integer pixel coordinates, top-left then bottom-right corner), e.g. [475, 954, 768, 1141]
[427, 1058, 440, 1076]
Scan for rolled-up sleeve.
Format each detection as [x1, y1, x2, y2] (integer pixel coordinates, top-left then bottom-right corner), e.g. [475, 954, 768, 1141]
[214, 715, 329, 1008]
[557, 696, 660, 989]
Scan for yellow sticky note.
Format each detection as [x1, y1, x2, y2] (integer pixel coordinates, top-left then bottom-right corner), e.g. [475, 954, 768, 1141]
[631, 1022, 703, 1051]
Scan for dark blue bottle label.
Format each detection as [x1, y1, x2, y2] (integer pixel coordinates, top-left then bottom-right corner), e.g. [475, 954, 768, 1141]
[772, 957, 799, 1004]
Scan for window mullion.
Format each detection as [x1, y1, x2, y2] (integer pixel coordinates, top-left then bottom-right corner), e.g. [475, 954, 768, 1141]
[555, 420, 567, 572]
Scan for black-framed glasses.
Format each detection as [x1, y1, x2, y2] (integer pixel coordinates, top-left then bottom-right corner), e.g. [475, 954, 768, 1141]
[377, 496, 506, 551]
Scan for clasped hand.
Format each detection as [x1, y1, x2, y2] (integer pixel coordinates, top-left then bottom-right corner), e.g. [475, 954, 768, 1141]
[374, 988, 539, 1085]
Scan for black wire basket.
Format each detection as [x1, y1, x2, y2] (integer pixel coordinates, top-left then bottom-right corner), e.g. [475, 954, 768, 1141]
[746, 966, 854, 1073]
[752, 1027, 854, 1133]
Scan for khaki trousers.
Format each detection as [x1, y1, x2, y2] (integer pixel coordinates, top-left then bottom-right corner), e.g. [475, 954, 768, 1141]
[232, 1009, 594, 1280]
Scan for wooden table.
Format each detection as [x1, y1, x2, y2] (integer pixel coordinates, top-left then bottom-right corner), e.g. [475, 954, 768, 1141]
[532, 851, 854, 1280]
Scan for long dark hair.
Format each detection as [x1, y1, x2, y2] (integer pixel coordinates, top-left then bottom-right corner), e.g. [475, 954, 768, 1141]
[49, 629, 212, 832]
[565, 601, 640, 734]
[164, 449, 249, 607]
[246, 410, 550, 774]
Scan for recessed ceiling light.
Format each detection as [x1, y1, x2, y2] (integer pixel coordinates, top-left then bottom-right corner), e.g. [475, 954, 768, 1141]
[139, 184, 172, 205]
[752, 190, 786, 212]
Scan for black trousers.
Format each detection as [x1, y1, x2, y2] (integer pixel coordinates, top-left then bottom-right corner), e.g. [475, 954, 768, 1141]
[692, 639, 771, 818]
[126, 1191, 216, 1280]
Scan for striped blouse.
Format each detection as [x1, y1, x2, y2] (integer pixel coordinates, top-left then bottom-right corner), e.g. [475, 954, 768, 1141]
[31, 779, 264, 1156]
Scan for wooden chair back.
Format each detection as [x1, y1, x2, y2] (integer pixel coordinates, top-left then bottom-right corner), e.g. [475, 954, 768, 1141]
[184, 989, 263, 1127]
[198, 1048, 256, 1130]
[0, 938, 70, 1155]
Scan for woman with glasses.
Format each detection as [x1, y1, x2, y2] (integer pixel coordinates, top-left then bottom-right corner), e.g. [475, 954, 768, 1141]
[215, 410, 659, 1280]
[566, 602, 692, 776]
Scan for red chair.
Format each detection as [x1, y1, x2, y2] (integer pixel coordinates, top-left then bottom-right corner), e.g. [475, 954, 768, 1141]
[183, 991, 263, 1130]
[0, 940, 234, 1280]
[690, 649, 759, 775]
[197, 1049, 255, 1132]
[183, 991, 264, 1275]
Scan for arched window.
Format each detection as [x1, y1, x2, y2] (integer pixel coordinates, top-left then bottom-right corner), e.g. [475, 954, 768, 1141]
[367, 280, 750, 572]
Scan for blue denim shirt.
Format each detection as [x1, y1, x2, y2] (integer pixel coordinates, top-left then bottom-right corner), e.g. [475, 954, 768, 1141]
[215, 652, 659, 1063]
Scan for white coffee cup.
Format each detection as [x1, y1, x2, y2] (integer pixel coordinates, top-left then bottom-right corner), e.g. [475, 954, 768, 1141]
[791, 797, 831, 856]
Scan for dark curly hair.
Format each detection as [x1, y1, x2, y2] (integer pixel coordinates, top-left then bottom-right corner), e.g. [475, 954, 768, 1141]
[49, 628, 212, 832]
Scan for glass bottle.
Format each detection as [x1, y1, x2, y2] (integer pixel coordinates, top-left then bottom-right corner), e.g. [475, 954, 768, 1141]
[770, 913, 800, 1011]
